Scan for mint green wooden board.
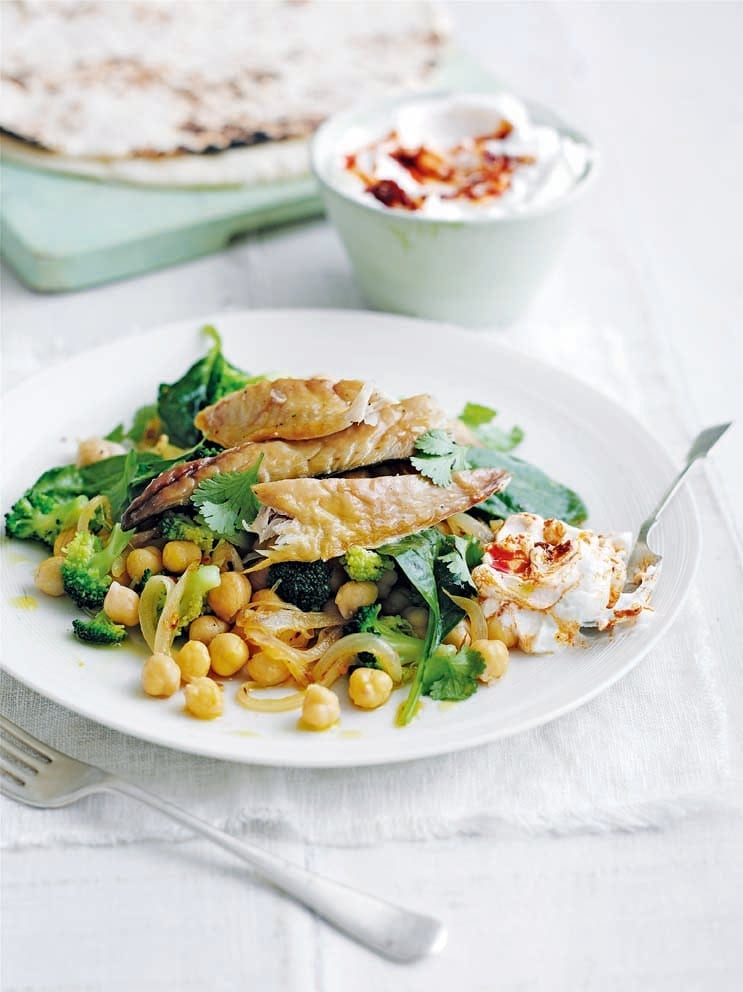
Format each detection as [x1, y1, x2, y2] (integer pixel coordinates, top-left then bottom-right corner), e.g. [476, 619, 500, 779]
[0, 165, 322, 292]
[0, 56, 495, 293]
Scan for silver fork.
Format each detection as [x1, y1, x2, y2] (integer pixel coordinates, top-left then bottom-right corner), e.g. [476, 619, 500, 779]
[0, 715, 447, 963]
[622, 422, 731, 590]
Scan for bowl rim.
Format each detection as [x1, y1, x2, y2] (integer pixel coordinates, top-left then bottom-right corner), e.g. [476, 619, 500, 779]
[310, 88, 599, 226]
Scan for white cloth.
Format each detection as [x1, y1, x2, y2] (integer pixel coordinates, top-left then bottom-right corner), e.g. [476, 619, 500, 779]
[2, 253, 740, 849]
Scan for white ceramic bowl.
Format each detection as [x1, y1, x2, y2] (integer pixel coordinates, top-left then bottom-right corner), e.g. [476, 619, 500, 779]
[311, 92, 597, 328]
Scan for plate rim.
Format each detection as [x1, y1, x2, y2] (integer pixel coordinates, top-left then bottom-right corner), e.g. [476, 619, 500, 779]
[1, 307, 702, 767]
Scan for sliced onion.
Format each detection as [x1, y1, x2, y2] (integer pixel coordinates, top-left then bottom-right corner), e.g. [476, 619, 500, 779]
[236, 605, 340, 636]
[444, 590, 488, 642]
[447, 511, 494, 544]
[209, 540, 244, 573]
[76, 494, 110, 533]
[313, 633, 402, 687]
[138, 574, 175, 653]
[236, 681, 305, 712]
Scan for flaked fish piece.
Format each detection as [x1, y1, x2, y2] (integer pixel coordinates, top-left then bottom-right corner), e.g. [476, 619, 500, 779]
[122, 395, 448, 529]
[248, 468, 511, 563]
[194, 377, 381, 447]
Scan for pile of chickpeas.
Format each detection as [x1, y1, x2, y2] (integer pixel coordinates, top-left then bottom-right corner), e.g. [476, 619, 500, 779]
[36, 532, 512, 732]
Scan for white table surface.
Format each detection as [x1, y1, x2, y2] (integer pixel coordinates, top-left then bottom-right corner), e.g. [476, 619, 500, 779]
[2, 3, 742, 990]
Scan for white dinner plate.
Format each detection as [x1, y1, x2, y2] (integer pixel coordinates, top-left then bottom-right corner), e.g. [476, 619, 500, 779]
[1, 310, 700, 766]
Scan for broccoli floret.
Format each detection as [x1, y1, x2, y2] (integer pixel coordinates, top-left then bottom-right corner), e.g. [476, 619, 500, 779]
[5, 491, 88, 548]
[160, 512, 216, 553]
[176, 564, 221, 634]
[342, 546, 393, 583]
[72, 610, 126, 645]
[61, 524, 134, 609]
[349, 604, 425, 666]
[267, 560, 332, 612]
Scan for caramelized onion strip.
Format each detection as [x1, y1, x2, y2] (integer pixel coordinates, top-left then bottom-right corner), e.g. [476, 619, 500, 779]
[237, 681, 305, 713]
[240, 625, 342, 687]
[444, 590, 488, 642]
[313, 633, 402, 688]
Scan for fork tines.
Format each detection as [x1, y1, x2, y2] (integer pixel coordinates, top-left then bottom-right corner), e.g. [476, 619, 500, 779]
[0, 714, 53, 787]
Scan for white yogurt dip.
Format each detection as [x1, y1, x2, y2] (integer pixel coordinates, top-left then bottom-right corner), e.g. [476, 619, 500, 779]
[333, 93, 592, 219]
[472, 513, 657, 653]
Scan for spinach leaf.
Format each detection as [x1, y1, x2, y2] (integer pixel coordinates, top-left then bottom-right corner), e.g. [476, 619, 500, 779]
[17, 441, 218, 528]
[157, 326, 264, 447]
[379, 528, 468, 725]
[468, 447, 588, 525]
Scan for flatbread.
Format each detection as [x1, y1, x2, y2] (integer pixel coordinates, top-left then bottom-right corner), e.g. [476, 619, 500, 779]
[0, 131, 311, 187]
[0, 0, 448, 187]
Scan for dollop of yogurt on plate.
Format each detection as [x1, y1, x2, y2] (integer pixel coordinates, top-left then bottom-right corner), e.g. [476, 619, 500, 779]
[334, 92, 592, 219]
[472, 513, 657, 653]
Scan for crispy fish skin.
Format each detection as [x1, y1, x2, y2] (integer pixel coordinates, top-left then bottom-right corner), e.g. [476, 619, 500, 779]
[121, 395, 448, 529]
[194, 377, 378, 446]
[250, 468, 510, 563]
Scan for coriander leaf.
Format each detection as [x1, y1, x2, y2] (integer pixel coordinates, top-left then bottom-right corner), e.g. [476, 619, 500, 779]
[413, 429, 457, 456]
[477, 422, 525, 453]
[422, 646, 485, 701]
[191, 458, 263, 541]
[459, 402, 498, 429]
[458, 402, 524, 453]
[437, 534, 482, 591]
[379, 528, 449, 725]
[411, 430, 470, 487]
[468, 447, 588, 525]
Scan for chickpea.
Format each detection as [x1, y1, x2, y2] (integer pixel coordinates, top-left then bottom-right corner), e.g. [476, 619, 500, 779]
[189, 614, 229, 646]
[485, 615, 518, 649]
[251, 588, 284, 605]
[348, 668, 393, 710]
[126, 546, 163, 583]
[335, 581, 378, 620]
[300, 684, 340, 731]
[246, 651, 289, 687]
[443, 619, 471, 650]
[76, 436, 126, 468]
[207, 571, 252, 623]
[381, 588, 410, 615]
[162, 541, 202, 574]
[176, 640, 211, 682]
[34, 556, 65, 597]
[142, 653, 181, 698]
[376, 568, 397, 600]
[209, 631, 249, 677]
[103, 581, 140, 626]
[471, 638, 509, 683]
[184, 677, 223, 720]
[403, 606, 429, 639]
[53, 527, 77, 557]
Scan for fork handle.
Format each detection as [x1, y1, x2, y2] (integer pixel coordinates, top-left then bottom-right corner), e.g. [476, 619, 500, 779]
[637, 422, 731, 543]
[106, 777, 446, 963]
